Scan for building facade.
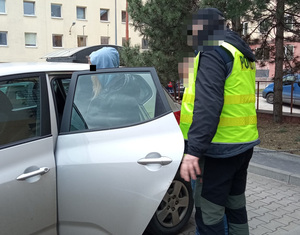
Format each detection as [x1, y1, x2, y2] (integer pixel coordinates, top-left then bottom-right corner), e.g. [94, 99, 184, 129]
[240, 4, 299, 81]
[0, 0, 144, 62]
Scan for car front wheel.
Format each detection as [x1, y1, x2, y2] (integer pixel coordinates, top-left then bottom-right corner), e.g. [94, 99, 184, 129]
[146, 172, 194, 235]
[266, 92, 274, 104]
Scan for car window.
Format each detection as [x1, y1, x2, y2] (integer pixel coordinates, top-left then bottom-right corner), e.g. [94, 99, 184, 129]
[0, 77, 41, 146]
[283, 75, 295, 85]
[69, 71, 166, 131]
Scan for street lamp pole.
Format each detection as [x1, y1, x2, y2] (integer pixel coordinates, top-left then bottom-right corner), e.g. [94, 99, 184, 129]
[126, 0, 129, 41]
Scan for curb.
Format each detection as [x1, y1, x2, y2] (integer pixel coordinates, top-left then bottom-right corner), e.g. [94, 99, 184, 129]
[249, 162, 300, 186]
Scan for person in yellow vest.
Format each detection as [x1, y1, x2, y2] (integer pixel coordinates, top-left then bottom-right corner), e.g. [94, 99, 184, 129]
[179, 8, 260, 235]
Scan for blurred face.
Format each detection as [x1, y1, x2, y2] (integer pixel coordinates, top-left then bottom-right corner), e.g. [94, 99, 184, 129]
[185, 13, 226, 52]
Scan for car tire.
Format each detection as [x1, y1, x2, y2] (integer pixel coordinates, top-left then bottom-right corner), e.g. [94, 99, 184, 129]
[146, 172, 194, 235]
[266, 92, 274, 104]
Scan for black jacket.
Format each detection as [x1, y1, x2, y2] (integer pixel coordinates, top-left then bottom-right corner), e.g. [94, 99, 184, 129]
[186, 29, 260, 158]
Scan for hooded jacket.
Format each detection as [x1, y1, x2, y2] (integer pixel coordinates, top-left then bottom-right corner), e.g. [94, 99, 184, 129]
[186, 29, 260, 159]
[89, 47, 120, 69]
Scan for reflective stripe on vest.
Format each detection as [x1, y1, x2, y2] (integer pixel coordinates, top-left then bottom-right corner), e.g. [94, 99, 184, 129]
[179, 42, 259, 143]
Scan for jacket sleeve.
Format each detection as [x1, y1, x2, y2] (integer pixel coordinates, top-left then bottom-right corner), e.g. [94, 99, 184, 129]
[186, 50, 229, 158]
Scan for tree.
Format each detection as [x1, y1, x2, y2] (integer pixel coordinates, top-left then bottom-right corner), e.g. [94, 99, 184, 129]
[121, 0, 199, 85]
[200, 0, 300, 123]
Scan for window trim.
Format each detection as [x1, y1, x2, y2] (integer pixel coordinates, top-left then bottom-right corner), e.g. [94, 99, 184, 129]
[100, 8, 109, 22]
[100, 36, 109, 45]
[121, 10, 126, 23]
[0, 72, 51, 148]
[25, 32, 37, 47]
[284, 44, 294, 61]
[77, 35, 87, 47]
[142, 38, 149, 49]
[255, 47, 270, 61]
[60, 68, 171, 134]
[52, 34, 63, 48]
[284, 14, 294, 30]
[242, 22, 248, 36]
[51, 3, 62, 18]
[76, 6, 86, 20]
[0, 31, 7, 46]
[23, 1, 35, 16]
[0, 0, 6, 14]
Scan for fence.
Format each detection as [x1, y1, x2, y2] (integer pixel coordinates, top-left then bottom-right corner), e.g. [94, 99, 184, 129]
[256, 80, 300, 115]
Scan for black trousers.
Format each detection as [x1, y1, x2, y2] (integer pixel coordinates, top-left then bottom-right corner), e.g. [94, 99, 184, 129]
[194, 148, 253, 235]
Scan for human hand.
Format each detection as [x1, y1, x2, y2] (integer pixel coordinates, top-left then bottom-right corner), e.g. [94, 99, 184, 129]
[180, 154, 201, 182]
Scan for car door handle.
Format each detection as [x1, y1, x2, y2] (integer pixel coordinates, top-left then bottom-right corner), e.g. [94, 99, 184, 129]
[16, 167, 50, 181]
[138, 152, 172, 166]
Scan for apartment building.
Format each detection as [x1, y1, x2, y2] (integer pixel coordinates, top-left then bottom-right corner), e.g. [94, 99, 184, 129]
[0, 0, 144, 62]
[241, 11, 299, 80]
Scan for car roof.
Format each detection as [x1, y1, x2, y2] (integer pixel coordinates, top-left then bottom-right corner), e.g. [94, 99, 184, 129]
[0, 62, 90, 77]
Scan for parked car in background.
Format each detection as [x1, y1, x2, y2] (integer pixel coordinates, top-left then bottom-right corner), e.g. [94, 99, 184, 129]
[0, 63, 192, 235]
[262, 74, 300, 105]
[165, 81, 185, 100]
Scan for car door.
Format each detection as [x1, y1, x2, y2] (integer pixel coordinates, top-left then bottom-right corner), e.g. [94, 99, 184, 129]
[282, 75, 298, 104]
[0, 73, 57, 235]
[56, 67, 184, 235]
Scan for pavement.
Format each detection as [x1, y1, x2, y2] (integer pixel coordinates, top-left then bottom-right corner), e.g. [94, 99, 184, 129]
[179, 147, 300, 235]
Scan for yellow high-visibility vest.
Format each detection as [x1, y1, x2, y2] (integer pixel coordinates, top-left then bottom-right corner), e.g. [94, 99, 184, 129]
[180, 42, 259, 143]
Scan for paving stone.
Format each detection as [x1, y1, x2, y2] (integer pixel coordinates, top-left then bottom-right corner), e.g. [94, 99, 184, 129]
[249, 217, 266, 228]
[271, 227, 292, 235]
[260, 196, 278, 205]
[253, 206, 272, 216]
[261, 219, 285, 232]
[257, 212, 281, 223]
[181, 173, 300, 235]
[288, 209, 300, 220]
[247, 210, 261, 220]
[269, 193, 290, 201]
[247, 200, 268, 209]
[249, 225, 273, 235]
[281, 222, 300, 232]
[274, 214, 298, 226]
[268, 207, 292, 218]
[278, 204, 298, 212]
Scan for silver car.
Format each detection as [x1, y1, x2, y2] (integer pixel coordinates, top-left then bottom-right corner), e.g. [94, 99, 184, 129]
[0, 63, 186, 235]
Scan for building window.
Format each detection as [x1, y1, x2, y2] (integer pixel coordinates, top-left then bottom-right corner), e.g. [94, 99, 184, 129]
[51, 4, 61, 18]
[101, 36, 109, 45]
[259, 20, 270, 34]
[255, 47, 269, 61]
[53, 35, 63, 47]
[0, 31, 7, 45]
[242, 22, 248, 36]
[24, 1, 35, 16]
[100, 9, 109, 21]
[285, 14, 294, 30]
[122, 11, 126, 23]
[0, 0, 6, 13]
[77, 36, 87, 47]
[285, 45, 294, 60]
[25, 33, 37, 47]
[77, 6, 86, 20]
[142, 38, 149, 49]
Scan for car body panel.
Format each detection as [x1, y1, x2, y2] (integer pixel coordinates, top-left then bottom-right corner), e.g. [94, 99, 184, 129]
[0, 138, 57, 235]
[0, 64, 184, 235]
[262, 74, 300, 105]
[55, 68, 184, 234]
[56, 114, 183, 235]
[0, 71, 57, 235]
